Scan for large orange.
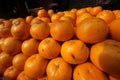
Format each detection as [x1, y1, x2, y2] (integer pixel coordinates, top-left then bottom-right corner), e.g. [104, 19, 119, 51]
[3, 66, 21, 80]
[12, 53, 28, 71]
[24, 54, 48, 79]
[1, 37, 22, 56]
[30, 21, 50, 40]
[109, 19, 120, 41]
[11, 18, 31, 40]
[46, 57, 72, 80]
[50, 20, 74, 42]
[61, 39, 89, 64]
[96, 10, 115, 24]
[21, 38, 40, 57]
[73, 62, 108, 80]
[90, 39, 120, 78]
[0, 52, 12, 75]
[38, 37, 61, 59]
[76, 17, 109, 44]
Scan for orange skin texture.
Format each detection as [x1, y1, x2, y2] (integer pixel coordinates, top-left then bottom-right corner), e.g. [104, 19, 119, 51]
[38, 37, 61, 59]
[73, 62, 108, 80]
[61, 39, 89, 64]
[46, 57, 72, 80]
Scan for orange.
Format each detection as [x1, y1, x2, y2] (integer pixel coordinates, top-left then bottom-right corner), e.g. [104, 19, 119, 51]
[48, 9, 54, 18]
[90, 39, 120, 78]
[85, 7, 92, 13]
[73, 62, 108, 80]
[61, 39, 89, 64]
[90, 6, 102, 16]
[76, 8, 87, 16]
[76, 17, 109, 44]
[30, 21, 50, 40]
[1, 37, 22, 56]
[46, 57, 72, 80]
[38, 37, 61, 59]
[96, 10, 115, 24]
[0, 38, 5, 53]
[26, 15, 34, 24]
[70, 8, 77, 14]
[4, 66, 21, 80]
[11, 18, 31, 40]
[21, 38, 40, 57]
[109, 19, 120, 41]
[24, 54, 48, 79]
[12, 53, 28, 71]
[37, 9, 48, 18]
[76, 12, 93, 25]
[51, 13, 63, 23]
[64, 11, 76, 20]
[0, 52, 12, 75]
[50, 20, 74, 42]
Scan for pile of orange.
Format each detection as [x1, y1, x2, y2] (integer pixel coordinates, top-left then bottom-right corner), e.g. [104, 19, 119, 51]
[0, 6, 120, 80]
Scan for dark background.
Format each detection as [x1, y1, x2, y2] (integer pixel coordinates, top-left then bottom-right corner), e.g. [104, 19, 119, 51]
[0, 0, 120, 19]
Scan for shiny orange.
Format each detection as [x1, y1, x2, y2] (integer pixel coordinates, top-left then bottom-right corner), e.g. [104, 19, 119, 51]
[21, 38, 40, 57]
[11, 18, 31, 40]
[30, 21, 50, 40]
[38, 37, 61, 59]
[96, 10, 115, 24]
[1, 37, 22, 56]
[3, 66, 21, 80]
[76, 17, 109, 44]
[46, 57, 72, 80]
[26, 15, 34, 24]
[24, 54, 48, 79]
[73, 62, 108, 80]
[37, 9, 48, 18]
[12, 53, 28, 71]
[90, 39, 120, 78]
[0, 52, 12, 75]
[61, 39, 89, 64]
[50, 20, 74, 41]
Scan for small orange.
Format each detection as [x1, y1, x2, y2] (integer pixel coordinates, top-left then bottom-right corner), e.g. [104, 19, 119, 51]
[73, 62, 108, 80]
[4, 66, 21, 80]
[46, 57, 72, 80]
[24, 54, 48, 79]
[50, 20, 74, 41]
[61, 39, 89, 64]
[109, 19, 120, 41]
[70, 8, 77, 14]
[90, 6, 102, 16]
[30, 21, 50, 40]
[26, 15, 34, 24]
[48, 9, 54, 18]
[38, 37, 61, 59]
[12, 53, 28, 71]
[0, 52, 12, 75]
[76, 12, 93, 25]
[37, 9, 48, 18]
[96, 10, 115, 24]
[85, 7, 92, 13]
[21, 38, 40, 57]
